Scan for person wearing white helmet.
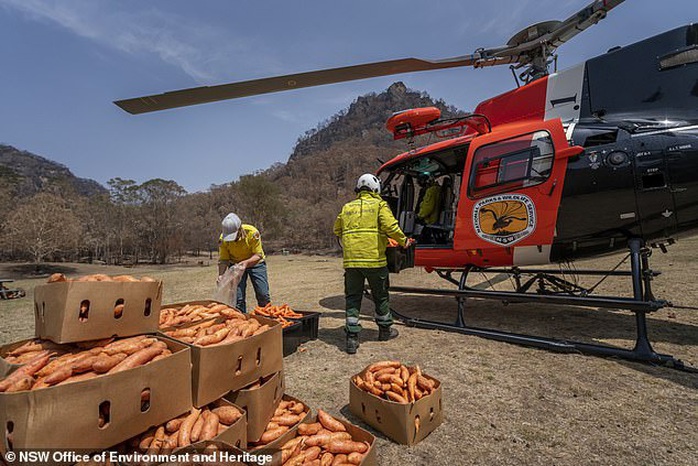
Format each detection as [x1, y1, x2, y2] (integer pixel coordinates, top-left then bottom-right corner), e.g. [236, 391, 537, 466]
[217, 212, 271, 313]
[333, 173, 415, 354]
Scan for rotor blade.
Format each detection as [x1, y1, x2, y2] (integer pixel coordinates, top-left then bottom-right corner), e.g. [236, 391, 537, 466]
[114, 55, 477, 114]
[492, 0, 626, 59]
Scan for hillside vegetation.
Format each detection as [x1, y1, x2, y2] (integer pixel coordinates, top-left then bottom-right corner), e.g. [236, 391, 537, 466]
[0, 82, 465, 265]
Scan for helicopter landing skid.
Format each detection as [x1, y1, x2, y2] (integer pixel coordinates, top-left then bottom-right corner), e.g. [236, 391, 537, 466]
[387, 238, 694, 372]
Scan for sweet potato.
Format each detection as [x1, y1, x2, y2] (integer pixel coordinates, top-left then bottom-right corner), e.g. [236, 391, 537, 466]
[318, 410, 346, 433]
[146, 426, 166, 455]
[178, 408, 201, 447]
[289, 401, 306, 415]
[138, 434, 154, 452]
[298, 422, 323, 436]
[200, 411, 220, 440]
[272, 414, 301, 426]
[400, 365, 410, 384]
[259, 426, 288, 444]
[326, 440, 369, 455]
[47, 273, 67, 283]
[417, 375, 434, 393]
[306, 432, 352, 447]
[108, 344, 165, 374]
[303, 446, 322, 462]
[193, 328, 229, 346]
[57, 371, 97, 385]
[165, 416, 186, 434]
[190, 411, 205, 443]
[92, 353, 127, 373]
[367, 360, 400, 372]
[6, 376, 33, 392]
[321, 453, 334, 466]
[212, 406, 242, 425]
[347, 452, 365, 464]
[385, 390, 408, 404]
[407, 372, 418, 402]
[331, 455, 348, 466]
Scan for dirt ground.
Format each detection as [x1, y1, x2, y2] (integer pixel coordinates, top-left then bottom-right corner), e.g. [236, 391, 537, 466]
[0, 241, 696, 466]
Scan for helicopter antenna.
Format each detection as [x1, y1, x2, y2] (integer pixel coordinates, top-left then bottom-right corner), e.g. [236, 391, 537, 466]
[114, 0, 625, 114]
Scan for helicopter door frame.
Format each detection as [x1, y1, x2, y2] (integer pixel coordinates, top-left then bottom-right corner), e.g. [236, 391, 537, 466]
[455, 118, 583, 267]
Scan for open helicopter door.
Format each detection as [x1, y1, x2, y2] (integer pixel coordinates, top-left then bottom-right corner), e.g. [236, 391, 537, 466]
[455, 119, 583, 267]
[397, 175, 416, 235]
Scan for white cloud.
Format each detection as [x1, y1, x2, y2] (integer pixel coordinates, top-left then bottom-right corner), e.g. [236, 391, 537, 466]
[0, 0, 251, 83]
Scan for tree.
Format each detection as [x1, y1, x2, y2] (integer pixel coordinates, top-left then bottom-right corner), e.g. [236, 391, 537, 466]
[134, 179, 186, 264]
[4, 192, 82, 267]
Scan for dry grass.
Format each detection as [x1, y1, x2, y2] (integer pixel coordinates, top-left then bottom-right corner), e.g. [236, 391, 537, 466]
[0, 241, 696, 465]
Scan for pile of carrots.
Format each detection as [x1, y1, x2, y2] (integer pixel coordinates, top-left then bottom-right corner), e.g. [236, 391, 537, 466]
[251, 303, 302, 328]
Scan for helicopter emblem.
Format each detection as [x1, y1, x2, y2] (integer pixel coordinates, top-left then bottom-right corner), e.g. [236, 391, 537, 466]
[473, 194, 536, 245]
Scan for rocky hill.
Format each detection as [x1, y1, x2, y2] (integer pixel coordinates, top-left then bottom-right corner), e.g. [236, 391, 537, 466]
[0, 144, 106, 198]
[257, 82, 467, 249]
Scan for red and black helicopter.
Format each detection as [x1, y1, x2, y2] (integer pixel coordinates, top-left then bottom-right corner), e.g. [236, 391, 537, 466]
[115, 0, 698, 369]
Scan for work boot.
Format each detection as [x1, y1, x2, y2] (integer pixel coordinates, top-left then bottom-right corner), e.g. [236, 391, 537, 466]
[378, 326, 399, 341]
[346, 333, 360, 354]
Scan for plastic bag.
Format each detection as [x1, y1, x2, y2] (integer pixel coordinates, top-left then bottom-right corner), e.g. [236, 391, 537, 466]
[213, 264, 245, 306]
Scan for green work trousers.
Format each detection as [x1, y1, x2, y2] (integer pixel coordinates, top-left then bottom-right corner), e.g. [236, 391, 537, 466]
[344, 266, 393, 334]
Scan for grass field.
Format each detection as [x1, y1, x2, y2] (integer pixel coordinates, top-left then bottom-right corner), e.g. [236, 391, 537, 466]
[0, 242, 696, 466]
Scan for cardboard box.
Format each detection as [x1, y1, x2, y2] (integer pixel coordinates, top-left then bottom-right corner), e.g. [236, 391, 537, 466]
[160, 314, 283, 407]
[34, 280, 163, 343]
[245, 394, 311, 465]
[251, 413, 376, 466]
[0, 339, 33, 378]
[0, 337, 192, 453]
[117, 399, 248, 466]
[225, 371, 285, 443]
[159, 300, 227, 332]
[349, 367, 443, 445]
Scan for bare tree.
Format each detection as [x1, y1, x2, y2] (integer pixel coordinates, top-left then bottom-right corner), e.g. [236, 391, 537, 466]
[4, 192, 82, 267]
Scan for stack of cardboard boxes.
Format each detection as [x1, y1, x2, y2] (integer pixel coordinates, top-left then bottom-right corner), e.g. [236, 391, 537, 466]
[0, 277, 379, 466]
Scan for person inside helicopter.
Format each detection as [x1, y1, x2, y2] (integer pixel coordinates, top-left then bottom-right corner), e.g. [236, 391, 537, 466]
[415, 174, 446, 244]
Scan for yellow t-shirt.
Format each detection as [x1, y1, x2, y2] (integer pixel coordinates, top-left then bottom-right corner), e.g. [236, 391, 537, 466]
[219, 224, 266, 263]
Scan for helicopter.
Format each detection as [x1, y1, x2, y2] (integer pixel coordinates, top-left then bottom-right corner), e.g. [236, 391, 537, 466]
[114, 0, 698, 370]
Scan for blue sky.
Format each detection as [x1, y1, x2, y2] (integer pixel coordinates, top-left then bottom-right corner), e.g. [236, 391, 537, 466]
[0, 0, 694, 192]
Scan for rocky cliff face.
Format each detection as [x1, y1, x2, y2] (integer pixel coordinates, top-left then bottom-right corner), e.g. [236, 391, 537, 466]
[0, 144, 106, 197]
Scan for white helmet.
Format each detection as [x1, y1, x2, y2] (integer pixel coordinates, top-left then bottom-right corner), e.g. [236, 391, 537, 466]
[356, 173, 381, 193]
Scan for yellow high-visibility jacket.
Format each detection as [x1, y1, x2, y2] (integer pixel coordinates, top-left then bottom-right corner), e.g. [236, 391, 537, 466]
[418, 184, 441, 224]
[333, 191, 408, 268]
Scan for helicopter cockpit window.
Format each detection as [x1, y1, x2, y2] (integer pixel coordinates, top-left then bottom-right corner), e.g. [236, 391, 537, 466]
[470, 131, 554, 198]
